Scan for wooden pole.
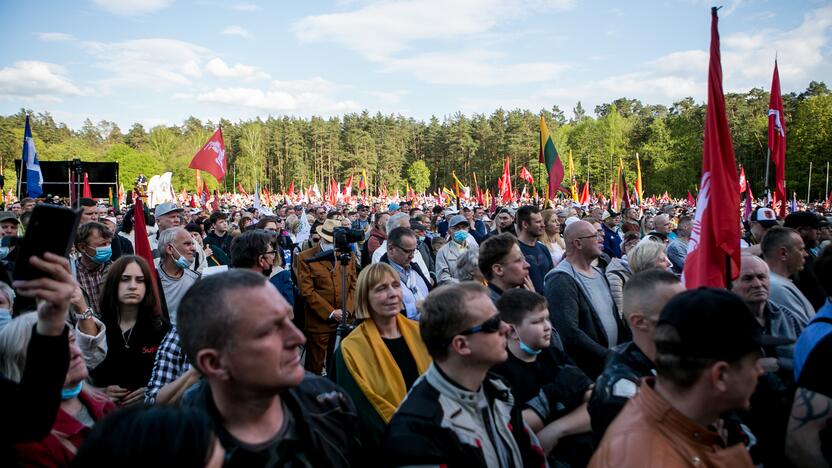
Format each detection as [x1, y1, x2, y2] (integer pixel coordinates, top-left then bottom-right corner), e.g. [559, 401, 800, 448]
[807, 161, 813, 203]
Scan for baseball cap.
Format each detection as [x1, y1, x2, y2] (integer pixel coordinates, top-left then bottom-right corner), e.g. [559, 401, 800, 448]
[154, 202, 184, 218]
[601, 209, 619, 221]
[0, 212, 19, 224]
[784, 211, 821, 229]
[657, 288, 793, 361]
[357, 204, 369, 211]
[388, 203, 401, 211]
[750, 207, 778, 227]
[448, 214, 469, 228]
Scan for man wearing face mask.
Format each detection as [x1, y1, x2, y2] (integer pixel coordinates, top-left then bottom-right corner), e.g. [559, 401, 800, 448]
[74, 222, 114, 316]
[435, 215, 478, 286]
[229, 230, 288, 302]
[156, 227, 199, 327]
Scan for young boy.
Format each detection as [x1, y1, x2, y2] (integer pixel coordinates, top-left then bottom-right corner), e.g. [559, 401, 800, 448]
[492, 288, 595, 467]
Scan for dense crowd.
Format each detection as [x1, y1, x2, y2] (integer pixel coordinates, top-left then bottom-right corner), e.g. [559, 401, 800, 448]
[1, 192, 831, 467]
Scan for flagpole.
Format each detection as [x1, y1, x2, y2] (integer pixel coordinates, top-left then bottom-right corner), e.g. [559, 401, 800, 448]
[764, 148, 770, 191]
[826, 162, 829, 201]
[807, 161, 813, 203]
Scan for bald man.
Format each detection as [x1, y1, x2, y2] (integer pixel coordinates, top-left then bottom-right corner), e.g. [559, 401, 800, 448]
[543, 220, 631, 378]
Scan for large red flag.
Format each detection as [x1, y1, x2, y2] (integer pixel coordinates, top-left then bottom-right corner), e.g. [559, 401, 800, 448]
[682, 7, 741, 289]
[189, 128, 227, 182]
[768, 61, 787, 218]
[132, 197, 163, 317]
[82, 172, 92, 198]
[519, 166, 534, 184]
[579, 180, 590, 205]
[288, 180, 295, 197]
[501, 158, 513, 203]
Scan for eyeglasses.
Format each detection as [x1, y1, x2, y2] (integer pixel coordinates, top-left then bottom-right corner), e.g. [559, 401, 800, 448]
[393, 244, 417, 255]
[578, 231, 604, 240]
[260, 250, 277, 258]
[455, 314, 503, 337]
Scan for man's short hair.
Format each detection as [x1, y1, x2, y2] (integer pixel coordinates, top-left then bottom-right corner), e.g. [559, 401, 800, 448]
[79, 198, 96, 208]
[75, 221, 113, 246]
[209, 211, 227, 224]
[230, 230, 273, 268]
[496, 288, 547, 326]
[388, 226, 416, 248]
[157, 227, 184, 260]
[478, 233, 517, 280]
[622, 269, 680, 318]
[386, 213, 409, 234]
[419, 282, 488, 361]
[760, 226, 800, 260]
[178, 270, 268, 367]
[677, 215, 693, 227]
[515, 205, 538, 231]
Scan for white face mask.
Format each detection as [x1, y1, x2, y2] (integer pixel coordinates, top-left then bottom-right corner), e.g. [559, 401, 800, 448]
[319, 240, 333, 251]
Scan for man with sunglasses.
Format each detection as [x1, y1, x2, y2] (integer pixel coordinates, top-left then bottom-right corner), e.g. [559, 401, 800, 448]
[543, 219, 630, 379]
[380, 227, 432, 320]
[383, 282, 546, 467]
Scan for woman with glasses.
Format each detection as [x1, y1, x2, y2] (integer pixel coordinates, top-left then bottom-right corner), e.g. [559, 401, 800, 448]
[334, 263, 431, 452]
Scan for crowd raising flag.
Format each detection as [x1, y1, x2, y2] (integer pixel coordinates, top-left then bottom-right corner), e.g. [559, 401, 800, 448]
[682, 7, 741, 289]
[768, 60, 787, 218]
[539, 115, 564, 199]
[189, 127, 227, 183]
[21, 115, 44, 198]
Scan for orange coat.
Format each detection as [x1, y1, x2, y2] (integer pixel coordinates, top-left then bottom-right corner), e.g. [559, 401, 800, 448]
[296, 244, 357, 334]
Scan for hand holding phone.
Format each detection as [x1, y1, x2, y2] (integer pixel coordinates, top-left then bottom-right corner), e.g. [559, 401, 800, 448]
[14, 205, 81, 282]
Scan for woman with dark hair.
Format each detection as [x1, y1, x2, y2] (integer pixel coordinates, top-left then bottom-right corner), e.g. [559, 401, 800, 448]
[90, 255, 170, 406]
[334, 263, 431, 451]
[71, 405, 224, 467]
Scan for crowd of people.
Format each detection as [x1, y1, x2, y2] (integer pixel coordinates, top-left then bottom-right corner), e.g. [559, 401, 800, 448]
[1, 192, 832, 467]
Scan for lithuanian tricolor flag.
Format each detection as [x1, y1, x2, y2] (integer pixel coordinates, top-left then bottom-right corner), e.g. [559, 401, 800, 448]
[539, 115, 564, 199]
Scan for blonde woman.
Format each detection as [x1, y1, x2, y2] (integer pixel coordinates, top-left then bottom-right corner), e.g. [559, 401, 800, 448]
[629, 237, 673, 275]
[334, 263, 432, 452]
[541, 209, 566, 267]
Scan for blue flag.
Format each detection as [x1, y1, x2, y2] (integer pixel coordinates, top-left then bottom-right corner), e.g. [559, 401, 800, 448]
[21, 115, 43, 198]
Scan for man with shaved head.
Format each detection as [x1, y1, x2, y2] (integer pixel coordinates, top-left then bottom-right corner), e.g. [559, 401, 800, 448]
[543, 220, 631, 378]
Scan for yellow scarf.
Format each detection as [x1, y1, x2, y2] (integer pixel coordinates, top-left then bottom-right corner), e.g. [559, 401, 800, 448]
[341, 314, 432, 423]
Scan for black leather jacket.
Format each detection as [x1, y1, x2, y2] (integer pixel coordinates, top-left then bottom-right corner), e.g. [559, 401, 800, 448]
[185, 374, 362, 467]
[588, 341, 654, 439]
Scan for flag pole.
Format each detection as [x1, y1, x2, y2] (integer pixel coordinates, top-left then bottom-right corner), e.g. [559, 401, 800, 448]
[825, 162, 829, 201]
[764, 147, 770, 191]
[807, 161, 813, 203]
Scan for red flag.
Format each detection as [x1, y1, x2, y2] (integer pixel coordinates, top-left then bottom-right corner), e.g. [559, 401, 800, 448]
[687, 190, 696, 207]
[132, 198, 163, 317]
[519, 166, 534, 184]
[189, 128, 227, 182]
[768, 61, 787, 218]
[288, 180, 295, 197]
[682, 8, 741, 289]
[236, 183, 248, 197]
[738, 165, 746, 193]
[579, 180, 590, 205]
[82, 172, 92, 198]
[501, 158, 513, 203]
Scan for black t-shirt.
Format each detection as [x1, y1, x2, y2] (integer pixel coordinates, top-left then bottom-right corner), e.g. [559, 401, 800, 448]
[90, 316, 169, 391]
[518, 240, 554, 293]
[382, 337, 419, 390]
[492, 346, 591, 416]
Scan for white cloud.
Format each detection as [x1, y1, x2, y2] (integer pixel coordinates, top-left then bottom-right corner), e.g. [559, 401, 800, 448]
[91, 0, 172, 16]
[174, 77, 360, 115]
[0, 61, 86, 102]
[231, 3, 260, 12]
[222, 25, 252, 38]
[205, 58, 269, 81]
[383, 50, 568, 86]
[36, 32, 75, 42]
[294, 0, 574, 61]
[84, 38, 207, 91]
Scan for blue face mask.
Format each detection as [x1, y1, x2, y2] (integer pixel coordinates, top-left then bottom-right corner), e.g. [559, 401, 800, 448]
[172, 246, 191, 270]
[0, 246, 9, 259]
[87, 245, 112, 264]
[61, 381, 83, 400]
[418, 236, 426, 244]
[453, 230, 467, 244]
[518, 340, 542, 356]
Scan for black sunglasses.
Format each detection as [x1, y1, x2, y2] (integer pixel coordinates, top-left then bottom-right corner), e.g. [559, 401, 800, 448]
[456, 314, 503, 337]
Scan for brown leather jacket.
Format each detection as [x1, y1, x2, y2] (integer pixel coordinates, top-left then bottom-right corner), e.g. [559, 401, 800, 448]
[589, 378, 754, 468]
[296, 244, 357, 334]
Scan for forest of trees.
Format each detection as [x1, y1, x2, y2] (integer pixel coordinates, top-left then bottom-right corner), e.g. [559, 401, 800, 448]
[0, 81, 829, 201]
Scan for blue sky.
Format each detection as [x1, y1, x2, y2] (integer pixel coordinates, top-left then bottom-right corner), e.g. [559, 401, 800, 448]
[1, 0, 830, 130]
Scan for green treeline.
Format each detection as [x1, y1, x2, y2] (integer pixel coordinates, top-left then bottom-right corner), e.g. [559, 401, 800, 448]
[0, 81, 829, 200]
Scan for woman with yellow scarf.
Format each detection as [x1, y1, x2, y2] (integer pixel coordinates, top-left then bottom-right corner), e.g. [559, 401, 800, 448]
[334, 263, 432, 451]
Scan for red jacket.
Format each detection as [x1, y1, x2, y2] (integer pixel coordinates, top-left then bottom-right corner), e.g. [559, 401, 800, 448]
[16, 389, 115, 467]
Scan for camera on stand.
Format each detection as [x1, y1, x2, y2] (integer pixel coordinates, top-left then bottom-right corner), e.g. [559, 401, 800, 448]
[332, 227, 364, 253]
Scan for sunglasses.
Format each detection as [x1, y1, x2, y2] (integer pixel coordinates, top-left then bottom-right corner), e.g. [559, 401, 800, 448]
[456, 314, 503, 337]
